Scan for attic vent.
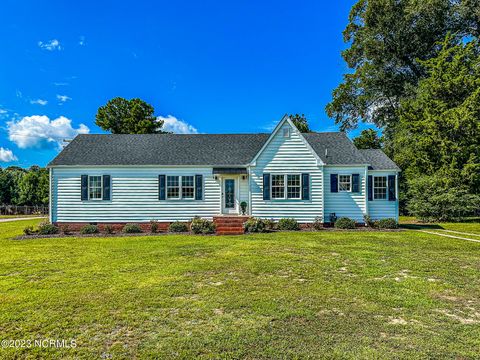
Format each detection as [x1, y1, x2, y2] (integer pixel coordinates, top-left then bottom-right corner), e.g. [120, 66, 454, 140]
[283, 128, 290, 138]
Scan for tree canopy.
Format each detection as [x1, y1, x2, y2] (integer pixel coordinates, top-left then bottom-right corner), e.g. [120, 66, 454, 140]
[95, 97, 166, 134]
[352, 129, 382, 149]
[0, 166, 48, 206]
[289, 114, 312, 133]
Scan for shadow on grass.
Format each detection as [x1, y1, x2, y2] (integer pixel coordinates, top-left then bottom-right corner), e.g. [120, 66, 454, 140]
[400, 223, 445, 230]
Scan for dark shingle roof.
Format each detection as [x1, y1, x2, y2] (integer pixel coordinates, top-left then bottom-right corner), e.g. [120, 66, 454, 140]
[48, 132, 399, 170]
[48, 133, 270, 166]
[358, 149, 400, 171]
[302, 132, 367, 165]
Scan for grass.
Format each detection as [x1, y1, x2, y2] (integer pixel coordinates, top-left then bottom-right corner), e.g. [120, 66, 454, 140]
[0, 215, 46, 219]
[1, 219, 480, 359]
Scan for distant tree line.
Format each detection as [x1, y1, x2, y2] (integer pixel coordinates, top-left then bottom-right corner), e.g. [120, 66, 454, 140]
[0, 166, 49, 206]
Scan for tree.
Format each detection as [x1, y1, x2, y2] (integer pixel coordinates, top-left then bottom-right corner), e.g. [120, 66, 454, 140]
[326, 0, 476, 133]
[95, 97, 166, 134]
[394, 37, 480, 194]
[289, 114, 312, 133]
[352, 129, 382, 149]
[18, 166, 49, 206]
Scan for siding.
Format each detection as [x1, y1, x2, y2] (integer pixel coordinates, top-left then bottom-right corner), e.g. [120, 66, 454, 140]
[323, 166, 367, 223]
[368, 171, 399, 221]
[52, 167, 221, 222]
[250, 123, 323, 223]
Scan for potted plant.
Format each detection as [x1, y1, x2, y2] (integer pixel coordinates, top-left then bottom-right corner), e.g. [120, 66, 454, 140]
[240, 201, 248, 215]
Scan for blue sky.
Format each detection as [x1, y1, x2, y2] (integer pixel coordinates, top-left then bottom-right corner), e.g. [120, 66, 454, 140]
[0, 0, 370, 168]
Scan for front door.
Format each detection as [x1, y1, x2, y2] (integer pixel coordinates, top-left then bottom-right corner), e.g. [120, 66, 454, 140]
[222, 178, 237, 214]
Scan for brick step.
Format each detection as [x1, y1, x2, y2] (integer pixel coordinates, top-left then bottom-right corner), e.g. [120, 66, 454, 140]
[217, 231, 244, 235]
[215, 226, 244, 231]
[215, 221, 246, 226]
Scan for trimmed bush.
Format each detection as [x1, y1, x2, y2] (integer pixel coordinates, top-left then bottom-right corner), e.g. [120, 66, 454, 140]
[38, 222, 59, 235]
[104, 225, 114, 234]
[375, 218, 399, 229]
[363, 214, 375, 228]
[277, 218, 300, 231]
[312, 216, 323, 230]
[150, 220, 159, 233]
[334, 217, 356, 229]
[123, 223, 142, 233]
[240, 201, 248, 215]
[60, 224, 72, 235]
[244, 218, 267, 233]
[264, 218, 276, 231]
[23, 225, 37, 236]
[168, 221, 188, 233]
[80, 224, 99, 235]
[190, 217, 216, 235]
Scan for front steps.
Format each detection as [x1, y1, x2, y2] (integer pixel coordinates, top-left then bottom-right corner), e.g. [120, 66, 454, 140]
[213, 216, 250, 235]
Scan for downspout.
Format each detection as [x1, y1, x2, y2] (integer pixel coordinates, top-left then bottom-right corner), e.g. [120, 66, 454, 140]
[396, 172, 400, 222]
[247, 165, 252, 216]
[49, 168, 53, 223]
[364, 165, 369, 220]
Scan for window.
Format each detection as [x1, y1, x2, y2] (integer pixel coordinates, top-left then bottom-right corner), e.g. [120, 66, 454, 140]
[283, 127, 290, 138]
[182, 176, 195, 199]
[374, 176, 387, 200]
[89, 176, 102, 200]
[287, 174, 301, 199]
[338, 175, 351, 192]
[167, 176, 180, 199]
[271, 175, 285, 199]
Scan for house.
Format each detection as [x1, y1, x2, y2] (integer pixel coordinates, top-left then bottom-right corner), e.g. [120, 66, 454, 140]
[48, 116, 400, 232]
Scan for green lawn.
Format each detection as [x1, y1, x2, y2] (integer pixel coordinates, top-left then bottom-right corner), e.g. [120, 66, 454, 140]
[1, 219, 480, 359]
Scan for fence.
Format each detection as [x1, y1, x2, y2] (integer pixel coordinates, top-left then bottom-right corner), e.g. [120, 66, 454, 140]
[0, 205, 48, 216]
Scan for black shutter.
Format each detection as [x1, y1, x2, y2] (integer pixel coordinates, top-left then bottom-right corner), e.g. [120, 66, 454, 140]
[263, 173, 270, 200]
[81, 175, 88, 200]
[102, 175, 111, 200]
[388, 175, 396, 201]
[302, 173, 310, 200]
[368, 175, 373, 201]
[158, 175, 166, 200]
[330, 174, 338, 193]
[195, 174, 203, 200]
[352, 174, 360, 193]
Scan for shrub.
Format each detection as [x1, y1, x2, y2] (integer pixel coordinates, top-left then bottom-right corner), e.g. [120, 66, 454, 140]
[244, 218, 267, 233]
[104, 225, 114, 234]
[123, 223, 142, 233]
[240, 201, 248, 215]
[60, 224, 72, 235]
[168, 221, 189, 233]
[363, 214, 375, 228]
[407, 175, 480, 222]
[150, 220, 159, 233]
[80, 224, 99, 235]
[38, 222, 59, 235]
[312, 216, 323, 230]
[277, 218, 300, 231]
[264, 218, 276, 231]
[375, 218, 398, 229]
[190, 217, 216, 234]
[23, 225, 37, 236]
[334, 217, 356, 229]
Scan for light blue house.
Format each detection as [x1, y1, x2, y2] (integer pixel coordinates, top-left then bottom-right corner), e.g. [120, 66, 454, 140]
[48, 116, 399, 228]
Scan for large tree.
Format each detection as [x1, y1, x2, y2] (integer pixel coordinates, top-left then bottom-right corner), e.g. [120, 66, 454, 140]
[95, 97, 166, 134]
[352, 129, 382, 149]
[289, 114, 312, 133]
[394, 37, 480, 194]
[325, 0, 476, 133]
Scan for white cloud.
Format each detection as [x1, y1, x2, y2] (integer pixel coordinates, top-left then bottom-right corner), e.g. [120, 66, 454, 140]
[30, 99, 48, 106]
[158, 115, 198, 134]
[38, 39, 61, 51]
[0, 148, 17, 162]
[0, 108, 7, 114]
[56, 94, 72, 103]
[79, 36, 86, 46]
[7, 115, 89, 149]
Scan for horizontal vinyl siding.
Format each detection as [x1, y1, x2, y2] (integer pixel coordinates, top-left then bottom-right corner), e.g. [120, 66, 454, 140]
[324, 166, 366, 223]
[368, 171, 399, 221]
[250, 123, 323, 223]
[52, 167, 221, 222]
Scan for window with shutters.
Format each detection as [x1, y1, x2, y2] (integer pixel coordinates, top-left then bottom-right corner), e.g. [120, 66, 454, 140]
[167, 176, 180, 199]
[182, 176, 195, 199]
[338, 175, 351, 192]
[271, 175, 285, 199]
[287, 174, 301, 199]
[374, 176, 387, 200]
[88, 176, 102, 200]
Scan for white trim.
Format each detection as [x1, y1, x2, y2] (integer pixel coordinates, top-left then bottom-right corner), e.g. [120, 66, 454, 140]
[249, 115, 324, 166]
[88, 175, 103, 201]
[373, 175, 388, 200]
[269, 173, 303, 200]
[166, 175, 196, 200]
[338, 174, 352, 192]
[221, 176, 239, 214]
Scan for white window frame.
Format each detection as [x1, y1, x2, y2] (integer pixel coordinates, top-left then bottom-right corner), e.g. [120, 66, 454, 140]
[338, 175, 352, 192]
[88, 175, 103, 201]
[270, 174, 303, 200]
[287, 174, 301, 199]
[373, 176, 387, 200]
[283, 127, 290, 138]
[167, 175, 196, 200]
